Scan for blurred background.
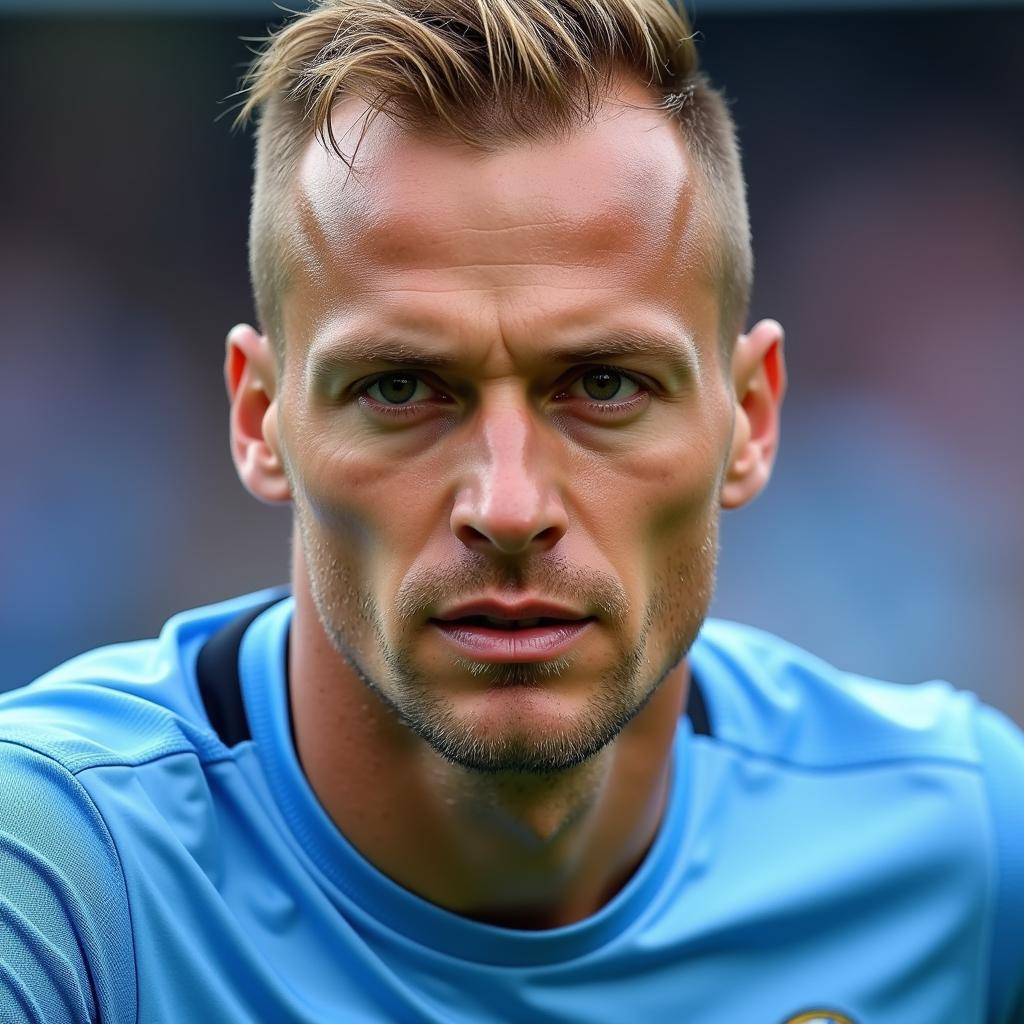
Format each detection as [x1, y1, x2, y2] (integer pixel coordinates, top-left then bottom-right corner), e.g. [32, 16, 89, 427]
[0, 0, 1021, 727]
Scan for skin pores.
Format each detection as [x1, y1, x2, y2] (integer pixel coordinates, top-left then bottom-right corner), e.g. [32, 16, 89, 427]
[273, 80, 736, 777]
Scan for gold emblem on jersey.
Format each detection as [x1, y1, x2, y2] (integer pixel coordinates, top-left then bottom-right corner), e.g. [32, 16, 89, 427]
[781, 1012, 856, 1024]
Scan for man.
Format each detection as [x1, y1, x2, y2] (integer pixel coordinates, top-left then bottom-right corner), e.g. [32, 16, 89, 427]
[1, 0, 1021, 1021]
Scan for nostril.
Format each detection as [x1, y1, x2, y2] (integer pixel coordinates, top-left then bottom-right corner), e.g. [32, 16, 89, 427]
[532, 525, 563, 546]
[453, 521, 565, 555]
[453, 523, 491, 548]
[450, 494, 568, 554]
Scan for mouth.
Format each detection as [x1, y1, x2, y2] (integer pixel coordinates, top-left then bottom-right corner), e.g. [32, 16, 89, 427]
[429, 615, 596, 662]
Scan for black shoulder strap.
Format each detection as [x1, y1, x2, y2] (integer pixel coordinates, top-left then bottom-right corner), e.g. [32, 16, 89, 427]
[685, 674, 713, 737]
[195, 598, 284, 748]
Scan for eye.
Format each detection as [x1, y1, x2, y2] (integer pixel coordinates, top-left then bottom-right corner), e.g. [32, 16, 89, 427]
[365, 373, 436, 405]
[566, 367, 641, 403]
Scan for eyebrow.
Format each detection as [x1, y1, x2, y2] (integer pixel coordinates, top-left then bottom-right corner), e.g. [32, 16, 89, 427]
[309, 339, 458, 389]
[308, 328, 698, 385]
[546, 329, 698, 376]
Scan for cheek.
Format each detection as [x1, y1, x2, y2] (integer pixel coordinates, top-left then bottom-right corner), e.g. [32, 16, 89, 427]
[584, 418, 726, 549]
[283, 408, 451, 604]
[625, 433, 724, 653]
[284, 407, 408, 532]
[568, 404, 728, 628]
[643, 444, 722, 548]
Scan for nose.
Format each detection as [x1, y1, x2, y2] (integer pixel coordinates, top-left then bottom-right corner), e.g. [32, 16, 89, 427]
[450, 398, 568, 557]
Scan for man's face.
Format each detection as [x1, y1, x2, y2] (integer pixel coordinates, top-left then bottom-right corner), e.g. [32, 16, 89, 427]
[274, 80, 738, 773]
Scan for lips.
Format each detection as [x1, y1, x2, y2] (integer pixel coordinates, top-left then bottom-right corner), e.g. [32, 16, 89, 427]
[430, 600, 595, 663]
[449, 614, 568, 630]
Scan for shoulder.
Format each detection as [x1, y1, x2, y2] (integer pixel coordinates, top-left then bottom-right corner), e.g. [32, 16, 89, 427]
[0, 588, 288, 1022]
[972, 703, 1024, 1023]
[690, 619, 1024, 1022]
[0, 739, 136, 1023]
[0, 587, 288, 773]
[689, 618, 985, 769]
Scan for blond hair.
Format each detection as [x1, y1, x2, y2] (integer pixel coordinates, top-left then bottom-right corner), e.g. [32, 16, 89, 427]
[237, 0, 751, 358]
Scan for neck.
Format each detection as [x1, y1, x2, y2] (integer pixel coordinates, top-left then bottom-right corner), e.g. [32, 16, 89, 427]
[288, 569, 689, 930]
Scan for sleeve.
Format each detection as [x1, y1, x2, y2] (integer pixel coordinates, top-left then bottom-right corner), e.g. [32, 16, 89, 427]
[0, 741, 136, 1024]
[974, 704, 1024, 1024]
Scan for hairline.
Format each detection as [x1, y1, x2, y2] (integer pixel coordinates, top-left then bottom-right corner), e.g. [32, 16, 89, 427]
[252, 76, 747, 370]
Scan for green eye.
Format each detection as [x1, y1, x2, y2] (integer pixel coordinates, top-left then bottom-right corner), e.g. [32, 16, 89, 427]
[582, 369, 621, 401]
[369, 374, 420, 404]
[575, 368, 640, 402]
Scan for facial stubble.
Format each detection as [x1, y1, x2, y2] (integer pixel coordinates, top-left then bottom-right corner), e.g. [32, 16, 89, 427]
[296, 510, 718, 776]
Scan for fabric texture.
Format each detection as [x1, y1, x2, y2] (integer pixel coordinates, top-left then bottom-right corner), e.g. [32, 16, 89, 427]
[0, 588, 1021, 1023]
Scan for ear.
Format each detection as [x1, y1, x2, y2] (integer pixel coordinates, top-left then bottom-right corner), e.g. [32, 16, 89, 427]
[224, 323, 291, 505]
[720, 318, 786, 510]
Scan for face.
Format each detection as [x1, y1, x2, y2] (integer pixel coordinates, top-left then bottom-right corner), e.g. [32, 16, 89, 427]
[272, 80, 740, 774]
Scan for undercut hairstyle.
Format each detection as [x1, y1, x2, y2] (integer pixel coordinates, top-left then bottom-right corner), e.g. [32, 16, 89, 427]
[237, 0, 752, 361]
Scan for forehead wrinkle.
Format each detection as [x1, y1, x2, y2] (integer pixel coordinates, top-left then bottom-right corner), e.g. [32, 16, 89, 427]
[351, 211, 640, 273]
[286, 85, 716, 369]
[296, 98, 697, 278]
[358, 281, 616, 295]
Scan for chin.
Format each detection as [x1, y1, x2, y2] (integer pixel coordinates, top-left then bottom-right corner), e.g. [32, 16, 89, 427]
[393, 662, 653, 775]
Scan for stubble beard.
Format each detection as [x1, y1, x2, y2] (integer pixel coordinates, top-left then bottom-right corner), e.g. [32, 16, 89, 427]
[297, 514, 718, 777]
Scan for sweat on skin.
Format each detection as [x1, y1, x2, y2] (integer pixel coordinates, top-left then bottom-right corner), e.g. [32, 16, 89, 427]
[225, 76, 785, 930]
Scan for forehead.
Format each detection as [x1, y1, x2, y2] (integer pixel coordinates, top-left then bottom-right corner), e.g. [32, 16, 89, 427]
[292, 79, 704, 287]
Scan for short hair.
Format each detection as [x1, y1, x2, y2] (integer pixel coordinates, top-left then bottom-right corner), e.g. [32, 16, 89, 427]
[237, 0, 751, 361]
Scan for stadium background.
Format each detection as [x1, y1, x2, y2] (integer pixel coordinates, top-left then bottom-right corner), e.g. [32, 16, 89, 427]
[1, 0, 1021, 729]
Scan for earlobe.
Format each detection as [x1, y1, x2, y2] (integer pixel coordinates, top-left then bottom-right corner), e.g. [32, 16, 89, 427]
[720, 319, 786, 510]
[225, 324, 292, 505]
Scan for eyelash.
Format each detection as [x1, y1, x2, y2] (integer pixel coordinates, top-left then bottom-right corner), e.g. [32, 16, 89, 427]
[578, 388, 648, 416]
[358, 367, 649, 419]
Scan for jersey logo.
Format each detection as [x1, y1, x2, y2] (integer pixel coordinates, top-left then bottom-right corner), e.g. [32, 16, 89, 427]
[780, 1012, 856, 1024]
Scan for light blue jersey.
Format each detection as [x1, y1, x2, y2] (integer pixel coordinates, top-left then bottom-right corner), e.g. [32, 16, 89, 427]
[1, 589, 1021, 1023]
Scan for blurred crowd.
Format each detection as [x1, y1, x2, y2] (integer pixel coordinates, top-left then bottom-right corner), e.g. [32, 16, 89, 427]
[1, 10, 1021, 723]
